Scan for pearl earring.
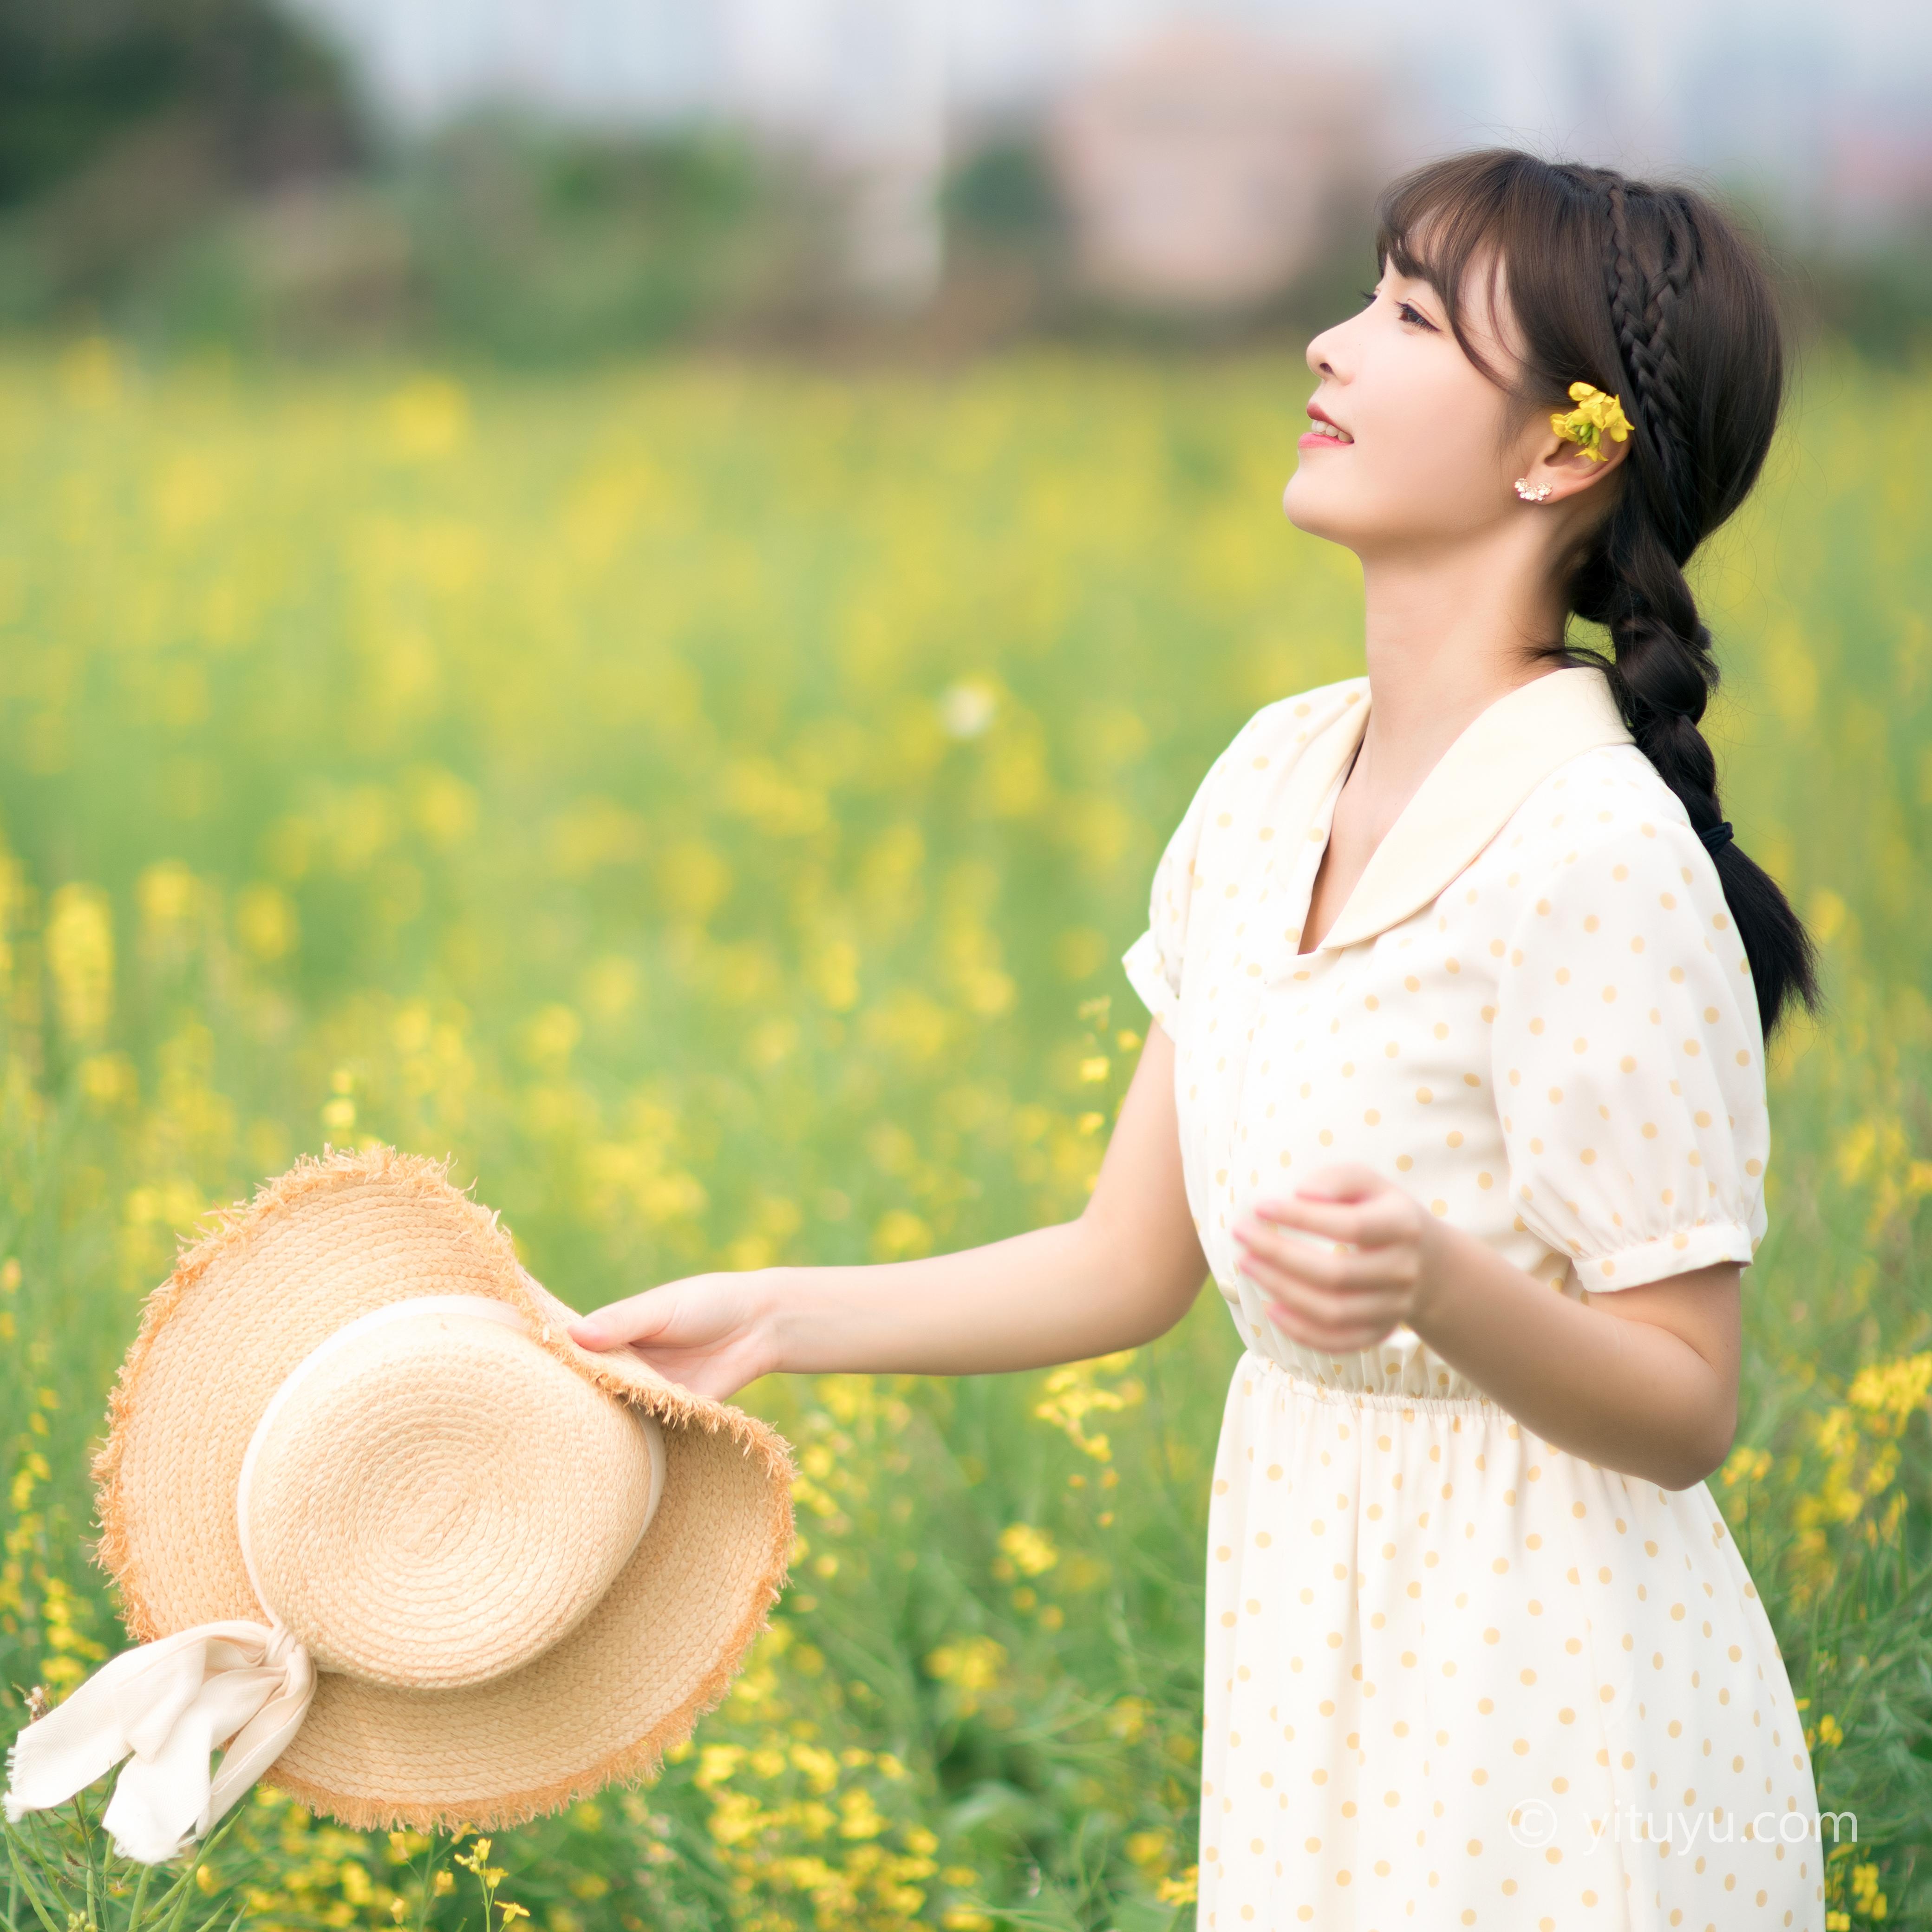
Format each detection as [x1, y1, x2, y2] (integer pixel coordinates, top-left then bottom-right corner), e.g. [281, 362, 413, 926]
[1514, 478, 1553, 502]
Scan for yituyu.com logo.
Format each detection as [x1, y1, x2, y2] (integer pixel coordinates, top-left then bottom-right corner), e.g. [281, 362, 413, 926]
[1508, 1797, 1855, 1853]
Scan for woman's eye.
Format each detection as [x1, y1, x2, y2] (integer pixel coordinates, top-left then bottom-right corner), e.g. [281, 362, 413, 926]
[1357, 289, 1433, 329]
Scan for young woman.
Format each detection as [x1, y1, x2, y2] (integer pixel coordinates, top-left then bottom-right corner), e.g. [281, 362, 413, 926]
[572, 148, 1828, 1929]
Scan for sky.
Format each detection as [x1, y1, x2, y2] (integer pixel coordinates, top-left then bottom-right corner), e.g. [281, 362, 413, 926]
[285, 0, 1932, 243]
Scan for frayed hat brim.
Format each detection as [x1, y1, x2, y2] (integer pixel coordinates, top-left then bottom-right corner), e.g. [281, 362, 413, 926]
[91, 1145, 795, 1831]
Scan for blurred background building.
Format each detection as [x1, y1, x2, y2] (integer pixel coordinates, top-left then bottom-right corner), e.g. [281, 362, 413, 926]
[3, 0, 1929, 358]
[1046, 24, 1385, 313]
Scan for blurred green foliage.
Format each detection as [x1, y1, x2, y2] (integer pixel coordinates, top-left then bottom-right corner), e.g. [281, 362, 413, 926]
[0, 0, 358, 212]
[0, 0, 824, 360]
[0, 0, 360, 329]
[942, 144, 1065, 249]
[390, 117, 825, 364]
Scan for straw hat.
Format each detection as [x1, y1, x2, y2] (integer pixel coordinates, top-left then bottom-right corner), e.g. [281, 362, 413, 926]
[2, 1146, 794, 1863]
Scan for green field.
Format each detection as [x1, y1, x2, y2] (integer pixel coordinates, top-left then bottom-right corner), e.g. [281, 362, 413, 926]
[0, 337, 1926, 1931]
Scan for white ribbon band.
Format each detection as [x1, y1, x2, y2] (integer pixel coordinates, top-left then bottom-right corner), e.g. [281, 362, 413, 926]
[4, 1621, 315, 1865]
[4, 1293, 659, 1865]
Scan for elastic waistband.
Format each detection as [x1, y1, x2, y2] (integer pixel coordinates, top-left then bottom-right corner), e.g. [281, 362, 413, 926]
[1244, 1349, 1509, 1419]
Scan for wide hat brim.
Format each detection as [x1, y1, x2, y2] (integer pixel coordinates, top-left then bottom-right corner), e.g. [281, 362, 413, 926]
[90, 1145, 795, 1833]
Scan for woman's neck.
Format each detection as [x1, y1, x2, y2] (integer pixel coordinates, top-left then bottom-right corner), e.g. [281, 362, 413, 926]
[1347, 537, 1568, 807]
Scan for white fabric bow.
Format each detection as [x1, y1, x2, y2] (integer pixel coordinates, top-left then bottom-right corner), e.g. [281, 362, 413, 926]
[3, 1619, 315, 1865]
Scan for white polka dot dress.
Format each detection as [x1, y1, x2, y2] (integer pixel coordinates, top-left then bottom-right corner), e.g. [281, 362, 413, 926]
[1122, 667, 1824, 1932]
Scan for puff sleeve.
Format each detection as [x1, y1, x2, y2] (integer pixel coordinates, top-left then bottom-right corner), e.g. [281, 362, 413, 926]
[1120, 733, 1242, 1035]
[1488, 815, 1771, 1290]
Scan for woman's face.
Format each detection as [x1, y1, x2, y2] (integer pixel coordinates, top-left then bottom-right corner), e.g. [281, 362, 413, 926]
[1283, 247, 1546, 555]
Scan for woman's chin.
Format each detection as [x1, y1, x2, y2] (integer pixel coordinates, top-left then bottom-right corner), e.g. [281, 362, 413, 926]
[1280, 478, 1356, 544]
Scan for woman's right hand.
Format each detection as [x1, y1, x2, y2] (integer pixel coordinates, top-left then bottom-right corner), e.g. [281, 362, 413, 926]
[568, 1272, 778, 1402]
[566, 1025, 1205, 1390]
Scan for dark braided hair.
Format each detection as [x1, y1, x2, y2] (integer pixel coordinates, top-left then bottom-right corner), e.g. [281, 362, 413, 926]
[1370, 148, 1823, 1042]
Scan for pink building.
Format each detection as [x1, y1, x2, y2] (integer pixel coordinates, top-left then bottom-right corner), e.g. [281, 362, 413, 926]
[1047, 23, 1390, 312]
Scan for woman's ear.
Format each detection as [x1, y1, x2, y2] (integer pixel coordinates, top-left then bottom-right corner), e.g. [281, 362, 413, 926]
[1519, 430, 1631, 509]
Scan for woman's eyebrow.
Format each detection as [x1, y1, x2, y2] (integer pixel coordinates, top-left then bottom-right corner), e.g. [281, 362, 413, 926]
[1387, 274, 1445, 317]
[1381, 265, 1435, 300]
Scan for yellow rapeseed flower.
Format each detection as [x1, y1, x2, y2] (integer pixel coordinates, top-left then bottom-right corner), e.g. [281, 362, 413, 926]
[997, 1522, 1060, 1577]
[1550, 382, 1632, 463]
[1156, 1865, 1200, 1905]
[45, 883, 114, 1045]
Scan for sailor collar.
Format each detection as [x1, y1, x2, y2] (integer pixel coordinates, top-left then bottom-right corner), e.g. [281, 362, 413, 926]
[1273, 664, 1635, 958]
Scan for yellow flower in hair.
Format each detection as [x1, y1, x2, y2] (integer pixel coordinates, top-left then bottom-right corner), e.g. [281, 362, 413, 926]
[1550, 381, 1632, 462]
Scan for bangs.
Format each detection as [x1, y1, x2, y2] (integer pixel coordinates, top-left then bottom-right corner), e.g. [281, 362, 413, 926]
[1371, 149, 1601, 403]
[1374, 168, 1517, 391]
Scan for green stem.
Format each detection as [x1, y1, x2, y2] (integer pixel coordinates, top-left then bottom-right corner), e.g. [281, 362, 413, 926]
[411, 1837, 444, 1932]
[136, 1805, 244, 1932]
[131, 1869, 196, 1930]
[163, 1804, 248, 1932]
[76, 1796, 98, 1931]
[124, 1861, 151, 1932]
[7, 1819, 75, 1912]
[159, 1860, 201, 1932]
[121, 1851, 202, 1925]
[2, 1829, 61, 1932]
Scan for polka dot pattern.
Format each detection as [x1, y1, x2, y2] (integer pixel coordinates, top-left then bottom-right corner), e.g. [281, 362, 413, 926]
[1489, 808, 1769, 1289]
[1122, 673, 1821, 1929]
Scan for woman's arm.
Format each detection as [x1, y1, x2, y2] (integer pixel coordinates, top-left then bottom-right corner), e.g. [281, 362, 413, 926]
[568, 1020, 1209, 1399]
[1408, 1222, 1740, 1488]
[1233, 1173, 1741, 1491]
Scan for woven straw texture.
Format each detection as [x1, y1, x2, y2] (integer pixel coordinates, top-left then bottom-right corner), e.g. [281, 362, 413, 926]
[245, 1310, 659, 1689]
[91, 1145, 796, 1832]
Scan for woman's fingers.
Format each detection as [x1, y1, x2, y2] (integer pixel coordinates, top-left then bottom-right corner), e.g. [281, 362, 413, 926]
[1235, 1225, 1378, 1292]
[1230, 1166, 1425, 1352]
[1237, 1183, 1421, 1294]
[1257, 1274, 1400, 1351]
[568, 1283, 695, 1352]
[1254, 1262, 1393, 1331]
[1234, 1239, 1406, 1343]
[567, 1275, 773, 1401]
[568, 1302, 651, 1352]
[1262, 1292, 1384, 1353]
[1245, 1190, 1407, 1249]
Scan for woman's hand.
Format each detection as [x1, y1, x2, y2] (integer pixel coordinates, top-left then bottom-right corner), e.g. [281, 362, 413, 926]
[1231, 1162, 1449, 1353]
[563, 1025, 1207, 1391]
[568, 1272, 777, 1403]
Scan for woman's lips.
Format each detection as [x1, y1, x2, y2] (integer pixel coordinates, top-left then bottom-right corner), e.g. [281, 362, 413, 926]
[1298, 430, 1353, 449]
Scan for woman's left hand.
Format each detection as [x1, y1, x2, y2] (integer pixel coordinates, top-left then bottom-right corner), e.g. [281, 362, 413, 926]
[1231, 1162, 1451, 1353]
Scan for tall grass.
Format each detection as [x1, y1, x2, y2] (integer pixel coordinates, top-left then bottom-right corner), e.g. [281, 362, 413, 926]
[0, 336, 1925, 1929]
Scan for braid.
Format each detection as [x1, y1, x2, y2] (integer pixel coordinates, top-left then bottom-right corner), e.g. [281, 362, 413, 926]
[1601, 183, 1695, 542]
[1600, 183, 1646, 404]
[1645, 202, 1699, 486]
[1573, 183, 1774, 1011]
